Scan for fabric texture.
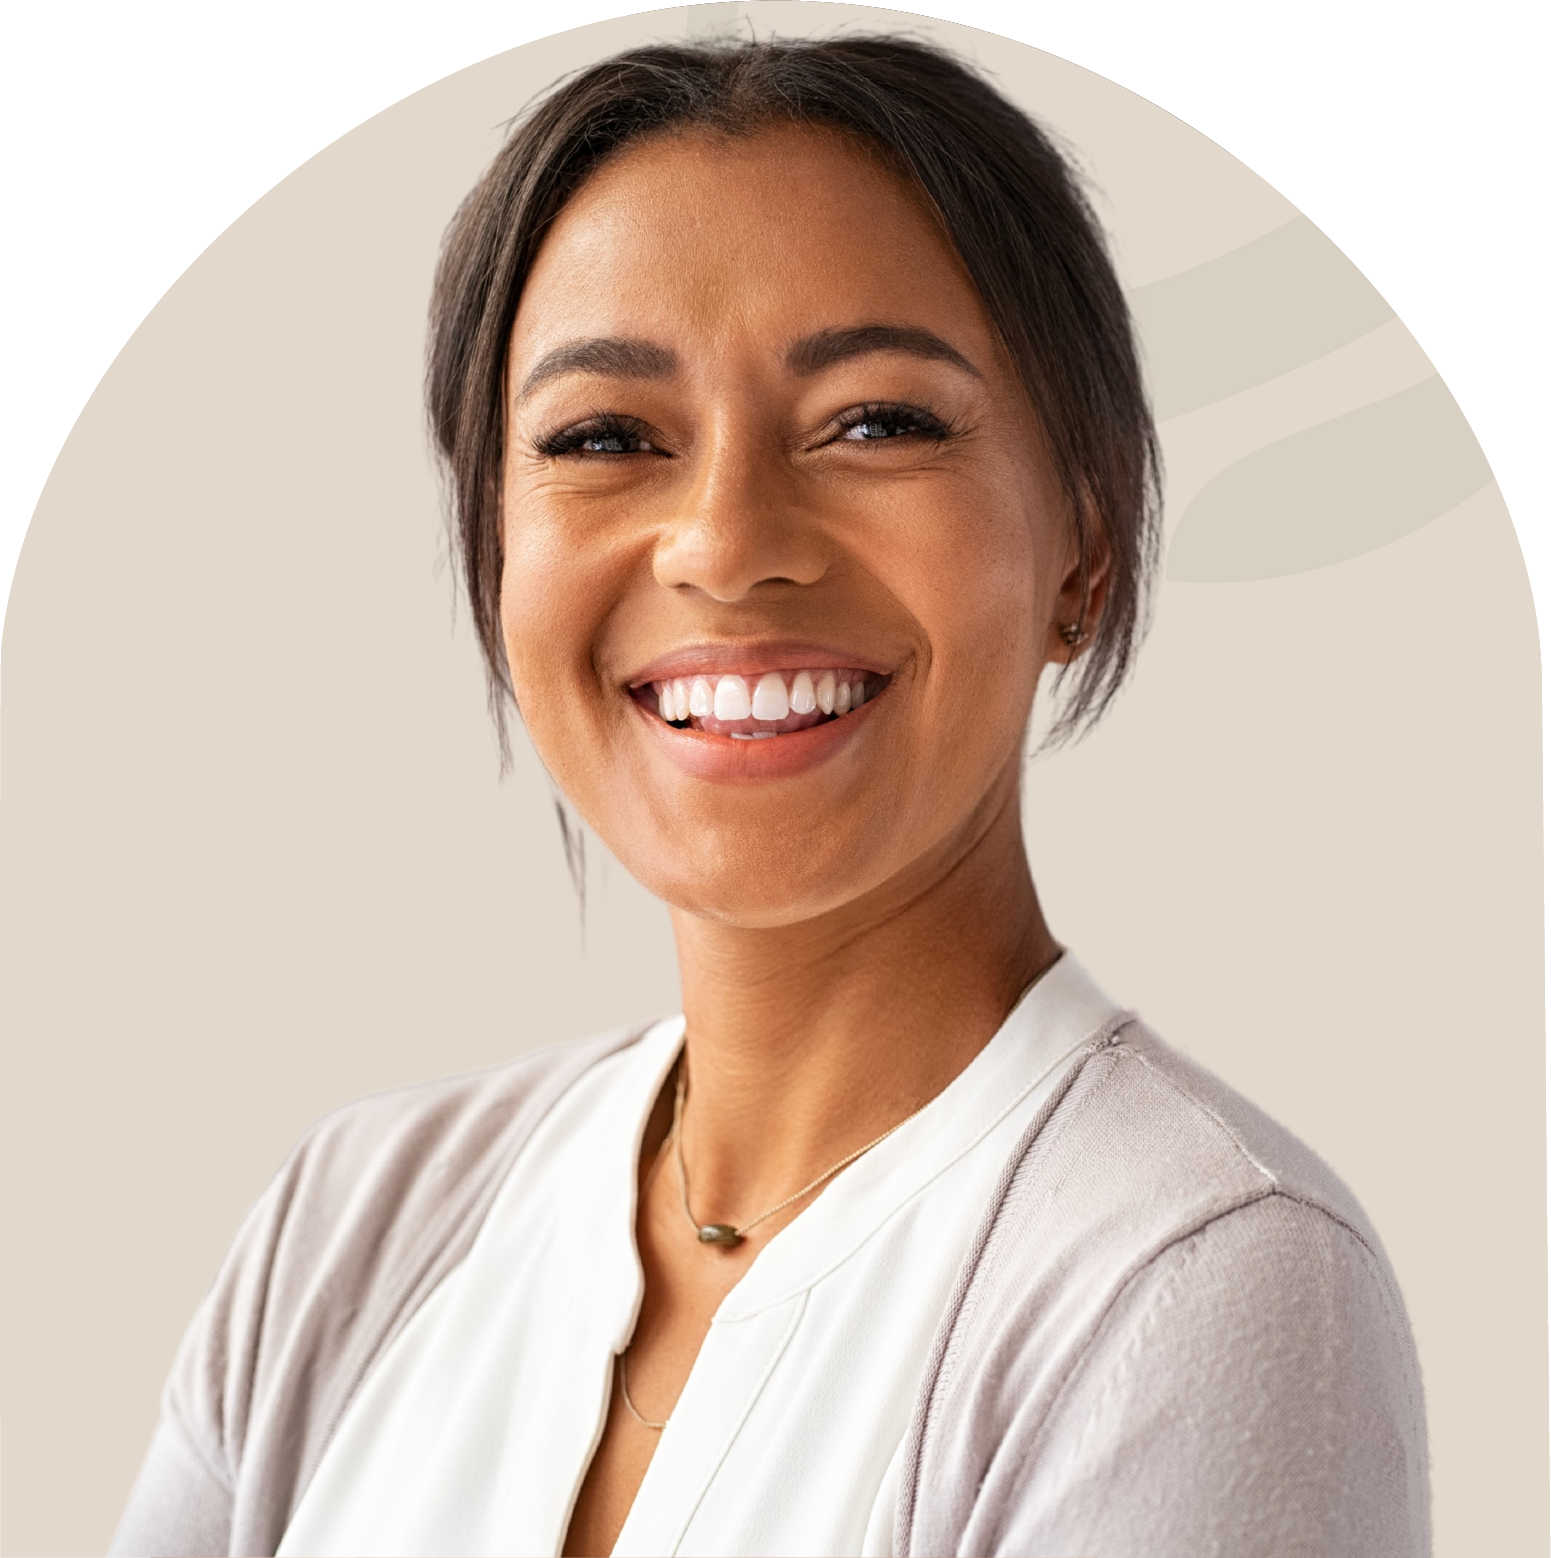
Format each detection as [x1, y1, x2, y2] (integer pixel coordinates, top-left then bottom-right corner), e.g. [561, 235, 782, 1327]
[273, 957, 1125, 1556]
[896, 1037, 1430, 1557]
[111, 1017, 1430, 1557]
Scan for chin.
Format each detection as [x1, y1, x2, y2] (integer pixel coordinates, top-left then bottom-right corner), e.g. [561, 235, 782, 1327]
[615, 831, 889, 929]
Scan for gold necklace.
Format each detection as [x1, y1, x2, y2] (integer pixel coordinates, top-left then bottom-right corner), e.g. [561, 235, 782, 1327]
[667, 958, 1062, 1246]
[617, 1070, 933, 1432]
[618, 1349, 667, 1431]
[617, 1125, 677, 1431]
[621, 960, 1059, 1430]
[669, 1060, 937, 1249]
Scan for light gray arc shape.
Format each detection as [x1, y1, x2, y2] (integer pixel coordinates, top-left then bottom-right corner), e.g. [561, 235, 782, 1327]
[686, 3, 744, 39]
[1166, 374, 1493, 583]
[1129, 216, 1396, 420]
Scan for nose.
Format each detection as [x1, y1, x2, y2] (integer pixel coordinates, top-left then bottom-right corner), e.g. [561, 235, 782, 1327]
[651, 434, 828, 603]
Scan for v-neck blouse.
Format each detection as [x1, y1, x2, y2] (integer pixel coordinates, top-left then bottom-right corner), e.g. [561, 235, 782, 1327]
[276, 955, 1122, 1557]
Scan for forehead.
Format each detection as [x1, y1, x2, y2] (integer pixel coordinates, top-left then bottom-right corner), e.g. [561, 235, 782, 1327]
[510, 122, 996, 361]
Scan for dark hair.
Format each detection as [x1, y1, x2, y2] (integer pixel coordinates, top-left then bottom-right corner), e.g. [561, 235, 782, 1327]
[427, 34, 1160, 755]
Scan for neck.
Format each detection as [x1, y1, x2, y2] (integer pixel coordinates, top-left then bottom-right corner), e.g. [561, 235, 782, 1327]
[666, 763, 1058, 1225]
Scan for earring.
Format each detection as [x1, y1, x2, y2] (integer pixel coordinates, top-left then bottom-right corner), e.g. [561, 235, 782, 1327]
[1059, 623, 1085, 646]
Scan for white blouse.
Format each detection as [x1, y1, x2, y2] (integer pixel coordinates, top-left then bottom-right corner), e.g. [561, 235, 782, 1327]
[277, 955, 1121, 1558]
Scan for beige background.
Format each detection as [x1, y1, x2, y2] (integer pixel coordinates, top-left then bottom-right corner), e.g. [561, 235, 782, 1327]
[1, 5, 1542, 1553]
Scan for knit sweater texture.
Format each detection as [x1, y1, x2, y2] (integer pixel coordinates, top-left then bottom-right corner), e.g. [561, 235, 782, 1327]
[111, 1016, 1430, 1557]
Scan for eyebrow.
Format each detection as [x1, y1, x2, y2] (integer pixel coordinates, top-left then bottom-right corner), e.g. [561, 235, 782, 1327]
[516, 336, 678, 401]
[786, 324, 980, 379]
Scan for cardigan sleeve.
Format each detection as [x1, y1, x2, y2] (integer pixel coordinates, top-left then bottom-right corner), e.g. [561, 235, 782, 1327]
[107, 1028, 644, 1557]
[107, 1129, 301, 1558]
[109, 1410, 234, 1557]
[962, 1193, 1431, 1558]
[105, 1087, 455, 1558]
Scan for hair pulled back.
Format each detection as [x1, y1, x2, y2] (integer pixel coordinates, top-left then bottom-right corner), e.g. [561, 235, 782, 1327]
[427, 34, 1161, 752]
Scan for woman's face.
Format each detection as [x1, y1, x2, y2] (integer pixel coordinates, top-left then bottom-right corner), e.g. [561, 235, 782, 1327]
[502, 123, 1086, 927]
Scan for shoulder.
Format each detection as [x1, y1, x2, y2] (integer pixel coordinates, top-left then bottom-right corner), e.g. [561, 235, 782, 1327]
[240, 1023, 651, 1304]
[278, 1023, 648, 1224]
[122, 1022, 654, 1558]
[994, 1015, 1416, 1368]
[960, 1019, 1403, 1332]
[229, 1019, 653, 1360]
[1041, 1019, 1383, 1241]
[902, 1019, 1430, 1556]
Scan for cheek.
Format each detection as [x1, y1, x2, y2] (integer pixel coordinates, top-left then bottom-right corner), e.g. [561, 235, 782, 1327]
[496, 511, 620, 788]
[499, 527, 579, 691]
[499, 474, 640, 681]
[885, 476, 1047, 711]
[862, 479, 1052, 863]
[490, 452, 1055, 925]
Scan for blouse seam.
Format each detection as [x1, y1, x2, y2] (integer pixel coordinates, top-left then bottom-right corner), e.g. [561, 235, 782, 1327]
[660, 1289, 810, 1556]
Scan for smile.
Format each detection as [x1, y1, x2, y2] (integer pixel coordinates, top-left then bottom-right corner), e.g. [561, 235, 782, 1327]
[639, 669, 886, 738]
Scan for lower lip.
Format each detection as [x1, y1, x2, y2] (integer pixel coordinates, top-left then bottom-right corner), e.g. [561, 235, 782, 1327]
[632, 695, 879, 783]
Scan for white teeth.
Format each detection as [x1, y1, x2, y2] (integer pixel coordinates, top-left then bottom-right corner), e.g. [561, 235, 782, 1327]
[714, 674, 752, 721]
[751, 671, 790, 721]
[651, 667, 878, 725]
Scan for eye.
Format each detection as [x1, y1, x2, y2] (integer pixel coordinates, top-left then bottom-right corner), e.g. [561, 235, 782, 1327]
[535, 414, 664, 459]
[833, 402, 954, 444]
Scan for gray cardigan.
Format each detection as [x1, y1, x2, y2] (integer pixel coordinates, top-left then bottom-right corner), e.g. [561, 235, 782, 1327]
[111, 1016, 1430, 1557]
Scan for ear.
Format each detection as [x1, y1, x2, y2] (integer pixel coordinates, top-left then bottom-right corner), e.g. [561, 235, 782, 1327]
[1047, 508, 1113, 666]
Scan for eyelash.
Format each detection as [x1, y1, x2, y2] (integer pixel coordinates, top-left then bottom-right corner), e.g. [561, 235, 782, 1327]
[532, 400, 956, 460]
[831, 401, 955, 444]
[534, 414, 658, 459]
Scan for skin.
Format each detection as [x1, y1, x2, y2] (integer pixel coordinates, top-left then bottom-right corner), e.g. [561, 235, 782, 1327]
[498, 121, 1111, 1556]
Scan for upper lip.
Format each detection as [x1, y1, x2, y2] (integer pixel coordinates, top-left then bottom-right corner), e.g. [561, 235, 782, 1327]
[623, 640, 895, 689]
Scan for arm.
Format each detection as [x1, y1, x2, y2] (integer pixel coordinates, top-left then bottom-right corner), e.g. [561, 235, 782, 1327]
[965, 1194, 1430, 1558]
[108, 1138, 297, 1558]
[107, 1029, 643, 1557]
[110, 1410, 234, 1558]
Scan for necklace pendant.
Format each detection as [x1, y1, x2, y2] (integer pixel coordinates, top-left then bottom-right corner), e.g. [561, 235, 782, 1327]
[697, 1223, 744, 1247]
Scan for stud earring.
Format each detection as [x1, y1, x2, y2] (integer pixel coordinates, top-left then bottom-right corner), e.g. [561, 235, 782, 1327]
[1059, 623, 1085, 646]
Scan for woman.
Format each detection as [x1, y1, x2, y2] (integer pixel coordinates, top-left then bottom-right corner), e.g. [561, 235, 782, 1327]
[112, 35, 1429, 1558]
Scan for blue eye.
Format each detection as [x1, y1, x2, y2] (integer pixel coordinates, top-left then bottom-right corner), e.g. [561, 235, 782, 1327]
[837, 403, 951, 443]
[537, 416, 661, 458]
[579, 429, 649, 454]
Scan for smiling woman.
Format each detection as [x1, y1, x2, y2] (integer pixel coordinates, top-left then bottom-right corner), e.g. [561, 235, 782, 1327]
[110, 35, 1428, 1558]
